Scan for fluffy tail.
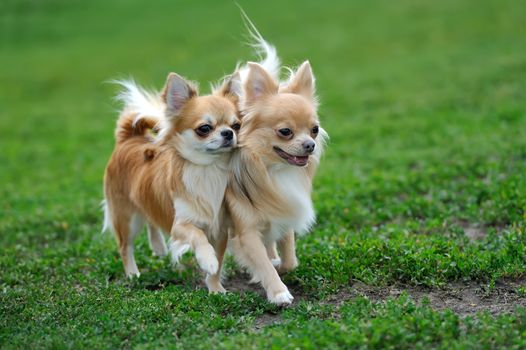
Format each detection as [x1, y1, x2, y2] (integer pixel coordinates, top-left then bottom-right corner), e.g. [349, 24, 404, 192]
[115, 113, 159, 143]
[238, 8, 281, 82]
[111, 79, 165, 143]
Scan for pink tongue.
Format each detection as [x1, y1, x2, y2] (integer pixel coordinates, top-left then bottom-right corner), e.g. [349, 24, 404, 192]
[291, 156, 308, 166]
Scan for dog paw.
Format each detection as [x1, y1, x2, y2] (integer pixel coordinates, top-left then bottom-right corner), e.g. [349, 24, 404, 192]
[195, 245, 219, 275]
[268, 290, 294, 305]
[151, 242, 168, 257]
[277, 259, 299, 274]
[169, 240, 190, 264]
[126, 271, 141, 279]
[206, 277, 227, 294]
[248, 275, 261, 284]
[208, 285, 227, 294]
[271, 258, 282, 268]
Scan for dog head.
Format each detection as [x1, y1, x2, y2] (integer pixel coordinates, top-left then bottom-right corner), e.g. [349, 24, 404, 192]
[240, 61, 324, 167]
[160, 72, 242, 164]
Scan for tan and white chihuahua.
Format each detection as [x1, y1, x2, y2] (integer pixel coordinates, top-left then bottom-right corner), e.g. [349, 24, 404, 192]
[103, 71, 241, 293]
[225, 35, 327, 304]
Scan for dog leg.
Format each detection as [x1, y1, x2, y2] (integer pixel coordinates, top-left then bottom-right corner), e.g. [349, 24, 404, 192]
[266, 241, 282, 268]
[147, 222, 167, 257]
[170, 222, 218, 275]
[114, 212, 143, 278]
[277, 229, 298, 274]
[232, 230, 293, 305]
[205, 233, 228, 293]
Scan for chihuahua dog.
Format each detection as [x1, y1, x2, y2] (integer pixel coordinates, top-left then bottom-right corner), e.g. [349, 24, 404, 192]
[224, 33, 327, 304]
[103, 71, 241, 292]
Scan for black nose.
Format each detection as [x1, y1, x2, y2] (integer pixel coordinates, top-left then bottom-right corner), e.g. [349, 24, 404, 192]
[302, 140, 316, 154]
[221, 129, 233, 141]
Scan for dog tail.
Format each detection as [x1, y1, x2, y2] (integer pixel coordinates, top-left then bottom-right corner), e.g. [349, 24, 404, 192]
[115, 113, 159, 143]
[111, 79, 164, 143]
[238, 8, 281, 81]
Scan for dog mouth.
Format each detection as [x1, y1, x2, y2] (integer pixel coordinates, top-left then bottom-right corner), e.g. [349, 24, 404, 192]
[273, 147, 309, 166]
[206, 140, 235, 153]
[221, 139, 235, 148]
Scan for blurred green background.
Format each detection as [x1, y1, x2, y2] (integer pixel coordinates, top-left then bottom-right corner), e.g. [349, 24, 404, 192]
[1, 0, 525, 231]
[1, 0, 526, 348]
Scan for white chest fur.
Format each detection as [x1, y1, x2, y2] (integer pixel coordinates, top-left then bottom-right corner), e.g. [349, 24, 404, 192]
[173, 162, 228, 235]
[266, 165, 315, 241]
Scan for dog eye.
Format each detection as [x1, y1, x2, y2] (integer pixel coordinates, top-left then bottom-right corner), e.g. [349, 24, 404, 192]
[196, 124, 213, 136]
[232, 123, 241, 131]
[312, 125, 319, 134]
[278, 128, 293, 137]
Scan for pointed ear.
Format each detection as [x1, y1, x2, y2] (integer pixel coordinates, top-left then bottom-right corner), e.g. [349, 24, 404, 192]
[161, 73, 197, 116]
[215, 71, 242, 103]
[282, 61, 315, 100]
[245, 62, 278, 106]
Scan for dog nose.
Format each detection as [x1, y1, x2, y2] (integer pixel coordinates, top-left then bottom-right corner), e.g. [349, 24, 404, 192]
[302, 140, 316, 154]
[221, 129, 233, 141]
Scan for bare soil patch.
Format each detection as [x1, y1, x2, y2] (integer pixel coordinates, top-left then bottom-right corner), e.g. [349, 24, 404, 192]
[457, 221, 489, 241]
[232, 273, 526, 328]
[333, 276, 526, 317]
[138, 270, 526, 328]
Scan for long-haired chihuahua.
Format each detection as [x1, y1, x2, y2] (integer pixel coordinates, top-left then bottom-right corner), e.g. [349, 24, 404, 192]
[103, 71, 241, 293]
[225, 31, 328, 304]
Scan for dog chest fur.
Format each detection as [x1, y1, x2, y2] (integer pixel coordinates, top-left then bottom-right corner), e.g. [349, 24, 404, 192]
[174, 161, 228, 235]
[266, 165, 315, 241]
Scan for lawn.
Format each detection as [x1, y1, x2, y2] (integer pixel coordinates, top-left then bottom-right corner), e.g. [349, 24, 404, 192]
[1, 0, 526, 348]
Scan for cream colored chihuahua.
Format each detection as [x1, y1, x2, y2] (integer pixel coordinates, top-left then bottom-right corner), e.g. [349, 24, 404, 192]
[224, 33, 328, 304]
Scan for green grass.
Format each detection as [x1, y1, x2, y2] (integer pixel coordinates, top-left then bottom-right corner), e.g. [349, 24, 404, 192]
[1, 0, 526, 348]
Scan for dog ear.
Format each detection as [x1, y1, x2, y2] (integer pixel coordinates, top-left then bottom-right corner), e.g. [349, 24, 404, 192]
[244, 62, 278, 106]
[161, 73, 197, 117]
[215, 71, 242, 103]
[281, 61, 315, 100]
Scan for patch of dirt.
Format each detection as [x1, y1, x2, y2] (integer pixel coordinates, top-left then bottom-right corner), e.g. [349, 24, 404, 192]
[454, 220, 510, 241]
[342, 276, 526, 317]
[222, 273, 526, 327]
[457, 221, 488, 241]
[222, 271, 264, 296]
[253, 312, 282, 330]
[137, 268, 526, 327]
